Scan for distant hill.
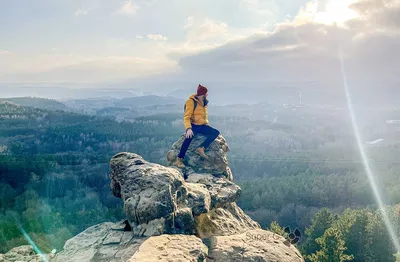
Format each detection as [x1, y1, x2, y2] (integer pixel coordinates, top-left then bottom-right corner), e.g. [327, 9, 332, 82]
[117, 95, 183, 108]
[96, 107, 139, 121]
[63, 95, 184, 115]
[0, 101, 92, 125]
[0, 84, 138, 99]
[96, 107, 132, 115]
[0, 102, 181, 156]
[0, 97, 67, 111]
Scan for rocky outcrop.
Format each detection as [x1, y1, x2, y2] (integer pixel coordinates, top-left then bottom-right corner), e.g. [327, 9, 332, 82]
[110, 152, 191, 236]
[185, 182, 211, 215]
[205, 229, 304, 262]
[0, 245, 53, 262]
[129, 235, 208, 262]
[53, 222, 145, 262]
[53, 224, 304, 262]
[167, 134, 231, 178]
[186, 173, 241, 208]
[7, 134, 304, 262]
[195, 203, 261, 239]
[109, 152, 259, 238]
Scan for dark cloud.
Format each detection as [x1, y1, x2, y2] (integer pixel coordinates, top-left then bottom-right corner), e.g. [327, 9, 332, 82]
[175, 0, 400, 85]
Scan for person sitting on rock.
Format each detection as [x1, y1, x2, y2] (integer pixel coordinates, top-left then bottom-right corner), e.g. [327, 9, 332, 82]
[174, 84, 220, 168]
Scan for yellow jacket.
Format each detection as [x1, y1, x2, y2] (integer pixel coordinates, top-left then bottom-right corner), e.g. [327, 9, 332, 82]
[184, 94, 209, 130]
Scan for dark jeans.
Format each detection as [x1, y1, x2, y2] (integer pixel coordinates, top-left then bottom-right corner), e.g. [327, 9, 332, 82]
[178, 124, 220, 158]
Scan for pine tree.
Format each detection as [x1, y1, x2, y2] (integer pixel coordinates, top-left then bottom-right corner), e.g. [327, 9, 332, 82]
[301, 208, 335, 256]
[269, 221, 286, 236]
[308, 228, 353, 262]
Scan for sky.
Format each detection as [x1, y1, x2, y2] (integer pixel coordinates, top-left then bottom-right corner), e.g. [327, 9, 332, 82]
[0, 0, 399, 85]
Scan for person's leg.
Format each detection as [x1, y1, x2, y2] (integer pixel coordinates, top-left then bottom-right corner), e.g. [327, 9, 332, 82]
[177, 124, 199, 158]
[197, 125, 220, 149]
[178, 137, 192, 158]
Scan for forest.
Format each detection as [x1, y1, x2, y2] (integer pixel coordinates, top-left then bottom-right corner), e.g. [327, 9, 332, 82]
[1, 99, 400, 261]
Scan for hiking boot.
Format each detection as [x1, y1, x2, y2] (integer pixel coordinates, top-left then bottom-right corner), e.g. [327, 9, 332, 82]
[195, 147, 208, 159]
[173, 158, 185, 168]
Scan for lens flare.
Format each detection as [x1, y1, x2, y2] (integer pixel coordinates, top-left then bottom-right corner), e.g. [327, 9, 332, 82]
[19, 226, 49, 262]
[338, 46, 400, 252]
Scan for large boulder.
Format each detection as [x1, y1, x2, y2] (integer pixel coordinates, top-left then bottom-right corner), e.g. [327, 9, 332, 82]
[110, 152, 259, 238]
[206, 229, 304, 262]
[53, 221, 146, 262]
[195, 203, 261, 239]
[167, 134, 230, 176]
[51, 226, 303, 262]
[185, 182, 212, 216]
[110, 152, 199, 236]
[0, 245, 53, 262]
[186, 173, 241, 208]
[129, 235, 208, 262]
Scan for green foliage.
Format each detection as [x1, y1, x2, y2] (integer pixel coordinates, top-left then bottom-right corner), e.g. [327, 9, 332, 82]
[308, 227, 354, 262]
[305, 207, 399, 262]
[366, 210, 396, 262]
[0, 98, 67, 111]
[301, 208, 335, 256]
[269, 221, 286, 237]
[1, 100, 400, 261]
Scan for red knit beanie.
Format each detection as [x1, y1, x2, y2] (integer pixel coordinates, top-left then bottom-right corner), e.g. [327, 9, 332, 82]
[197, 84, 208, 96]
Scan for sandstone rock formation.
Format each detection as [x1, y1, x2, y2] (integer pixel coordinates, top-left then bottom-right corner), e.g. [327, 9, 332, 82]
[52, 222, 145, 262]
[6, 134, 304, 262]
[195, 202, 261, 239]
[205, 229, 304, 261]
[129, 235, 208, 262]
[53, 221, 304, 262]
[109, 152, 260, 238]
[0, 245, 53, 262]
[167, 134, 231, 179]
[110, 152, 192, 236]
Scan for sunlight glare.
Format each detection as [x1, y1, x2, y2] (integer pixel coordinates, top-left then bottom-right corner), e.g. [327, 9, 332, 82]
[19, 226, 49, 262]
[296, 0, 360, 25]
[338, 45, 400, 253]
[315, 0, 359, 25]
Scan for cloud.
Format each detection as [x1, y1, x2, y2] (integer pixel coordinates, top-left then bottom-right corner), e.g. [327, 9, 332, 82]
[166, 16, 263, 59]
[184, 16, 194, 30]
[0, 50, 11, 55]
[348, 0, 400, 32]
[107, 38, 128, 47]
[117, 0, 139, 15]
[185, 17, 229, 42]
[291, 0, 360, 25]
[2, 0, 398, 86]
[0, 55, 178, 83]
[240, 0, 277, 15]
[74, 8, 92, 16]
[174, 0, 400, 84]
[147, 34, 168, 41]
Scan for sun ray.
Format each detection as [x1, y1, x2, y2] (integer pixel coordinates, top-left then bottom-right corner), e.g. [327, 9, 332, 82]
[338, 44, 400, 253]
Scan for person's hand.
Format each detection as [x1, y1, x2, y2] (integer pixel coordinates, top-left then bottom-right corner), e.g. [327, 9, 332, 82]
[186, 129, 194, 139]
